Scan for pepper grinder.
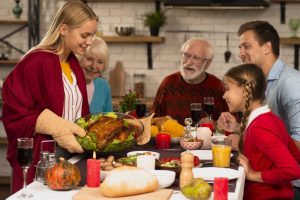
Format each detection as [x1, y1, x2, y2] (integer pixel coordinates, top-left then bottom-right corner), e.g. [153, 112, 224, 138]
[180, 151, 194, 188]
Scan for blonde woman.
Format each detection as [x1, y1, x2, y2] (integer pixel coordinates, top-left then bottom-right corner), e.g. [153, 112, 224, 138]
[2, 0, 98, 193]
[77, 37, 113, 114]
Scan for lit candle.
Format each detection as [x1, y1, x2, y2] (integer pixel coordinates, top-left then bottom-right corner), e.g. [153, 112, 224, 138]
[214, 177, 228, 200]
[86, 151, 100, 187]
[156, 133, 171, 149]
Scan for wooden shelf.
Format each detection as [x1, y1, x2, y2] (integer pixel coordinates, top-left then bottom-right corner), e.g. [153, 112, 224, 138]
[100, 35, 165, 43]
[0, 137, 8, 145]
[0, 59, 19, 65]
[0, 176, 10, 184]
[280, 37, 300, 45]
[0, 19, 28, 25]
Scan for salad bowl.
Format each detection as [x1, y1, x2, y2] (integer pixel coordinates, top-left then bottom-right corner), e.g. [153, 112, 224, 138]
[75, 112, 144, 152]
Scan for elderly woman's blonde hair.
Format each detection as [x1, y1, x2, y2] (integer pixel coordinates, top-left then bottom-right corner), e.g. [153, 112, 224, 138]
[30, 0, 98, 54]
[78, 37, 110, 70]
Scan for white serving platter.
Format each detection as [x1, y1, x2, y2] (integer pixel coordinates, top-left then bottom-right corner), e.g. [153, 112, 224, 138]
[192, 167, 239, 181]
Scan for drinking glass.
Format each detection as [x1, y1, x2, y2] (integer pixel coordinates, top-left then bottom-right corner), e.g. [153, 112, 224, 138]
[204, 97, 214, 121]
[135, 98, 146, 118]
[190, 103, 201, 125]
[211, 136, 232, 168]
[289, 19, 300, 38]
[17, 138, 34, 198]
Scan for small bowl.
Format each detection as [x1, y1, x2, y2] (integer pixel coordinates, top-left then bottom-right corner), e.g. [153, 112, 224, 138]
[127, 151, 160, 160]
[180, 138, 203, 150]
[149, 170, 176, 189]
[156, 158, 181, 178]
[115, 25, 134, 36]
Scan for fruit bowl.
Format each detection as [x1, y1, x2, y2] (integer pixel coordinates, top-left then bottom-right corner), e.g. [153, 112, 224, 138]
[75, 112, 144, 152]
[180, 138, 203, 150]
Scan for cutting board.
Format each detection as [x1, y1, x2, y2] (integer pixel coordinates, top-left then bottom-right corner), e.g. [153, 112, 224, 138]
[72, 186, 173, 200]
[109, 61, 126, 97]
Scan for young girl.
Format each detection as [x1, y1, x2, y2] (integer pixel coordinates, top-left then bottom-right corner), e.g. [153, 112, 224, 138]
[223, 64, 300, 199]
[2, 0, 98, 193]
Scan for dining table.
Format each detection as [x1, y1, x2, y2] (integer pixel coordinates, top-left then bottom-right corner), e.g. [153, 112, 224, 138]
[6, 142, 245, 200]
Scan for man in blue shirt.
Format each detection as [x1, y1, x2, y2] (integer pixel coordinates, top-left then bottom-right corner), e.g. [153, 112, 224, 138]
[218, 20, 300, 199]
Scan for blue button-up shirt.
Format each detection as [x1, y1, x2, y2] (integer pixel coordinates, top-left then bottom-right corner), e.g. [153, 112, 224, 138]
[266, 58, 300, 142]
[266, 58, 300, 187]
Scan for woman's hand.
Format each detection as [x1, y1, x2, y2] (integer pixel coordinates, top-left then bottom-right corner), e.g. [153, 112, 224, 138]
[238, 153, 263, 183]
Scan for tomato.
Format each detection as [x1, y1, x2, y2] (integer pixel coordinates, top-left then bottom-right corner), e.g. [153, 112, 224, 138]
[193, 156, 200, 167]
[161, 157, 180, 163]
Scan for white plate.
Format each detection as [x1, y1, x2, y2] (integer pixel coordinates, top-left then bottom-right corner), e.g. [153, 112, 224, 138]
[127, 151, 160, 159]
[192, 167, 239, 181]
[149, 170, 176, 189]
[188, 150, 233, 160]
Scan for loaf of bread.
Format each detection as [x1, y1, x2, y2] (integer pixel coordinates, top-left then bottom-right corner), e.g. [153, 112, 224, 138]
[100, 166, 158, 197]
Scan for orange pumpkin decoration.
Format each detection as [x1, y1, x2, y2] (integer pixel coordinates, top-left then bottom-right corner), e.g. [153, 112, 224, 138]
[45, 157, 81, 190]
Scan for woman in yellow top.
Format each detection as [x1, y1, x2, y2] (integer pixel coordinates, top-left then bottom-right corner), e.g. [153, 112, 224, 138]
[2, 0, 98, 193]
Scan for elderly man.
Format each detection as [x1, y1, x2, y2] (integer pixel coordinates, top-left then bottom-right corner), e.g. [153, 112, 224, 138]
[217, 20, 300, 199]
[151, 38, 228, 125]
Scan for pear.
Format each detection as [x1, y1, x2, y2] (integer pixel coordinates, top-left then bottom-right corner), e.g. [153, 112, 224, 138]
[181, 178, 212, 200]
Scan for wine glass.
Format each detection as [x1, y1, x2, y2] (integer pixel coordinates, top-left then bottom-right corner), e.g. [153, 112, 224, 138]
[17, 138, 33, 198]
[135, 98, 146, 118]
[289, 19, 300, 38]
[204, 97, 214, 121]
[190, 103, 202, 126]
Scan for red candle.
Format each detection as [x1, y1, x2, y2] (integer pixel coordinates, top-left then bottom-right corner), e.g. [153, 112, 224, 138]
[87, 152, 100, 187]
[214, 177, 228, 200]
[156, 133, 170, 149]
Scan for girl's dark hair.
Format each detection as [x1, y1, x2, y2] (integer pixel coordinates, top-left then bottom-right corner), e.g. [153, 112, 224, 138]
[224, 64, 266, 151]
[238, 20, 280, 57]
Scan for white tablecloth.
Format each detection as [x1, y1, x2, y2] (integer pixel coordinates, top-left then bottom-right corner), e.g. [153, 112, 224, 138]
[6, 154, 245, 200]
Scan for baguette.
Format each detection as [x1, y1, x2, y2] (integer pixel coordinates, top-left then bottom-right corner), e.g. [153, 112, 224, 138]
[100, 166, 158, 197]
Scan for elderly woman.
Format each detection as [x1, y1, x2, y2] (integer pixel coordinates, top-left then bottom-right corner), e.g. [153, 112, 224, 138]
[77, 37, 113, 113]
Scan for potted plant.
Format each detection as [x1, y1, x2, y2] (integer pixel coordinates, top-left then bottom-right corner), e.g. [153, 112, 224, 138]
[143, 10, 167, 36]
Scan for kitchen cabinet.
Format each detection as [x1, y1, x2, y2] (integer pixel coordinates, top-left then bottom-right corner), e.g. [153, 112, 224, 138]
[99, 35, 165, 69]
[280, 37, 300, 70]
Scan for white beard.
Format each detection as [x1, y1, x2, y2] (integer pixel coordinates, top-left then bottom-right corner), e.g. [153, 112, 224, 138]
[180, 63, 205, 84]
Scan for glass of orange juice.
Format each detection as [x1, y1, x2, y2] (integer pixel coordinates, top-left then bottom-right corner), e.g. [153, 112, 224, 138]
[211, 136, 232, 168]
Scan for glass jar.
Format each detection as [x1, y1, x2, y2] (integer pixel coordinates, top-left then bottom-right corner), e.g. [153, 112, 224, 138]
[35, 151, 49, 184]
[46, 153, 56, 169]
[134, 73, 145, 98]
